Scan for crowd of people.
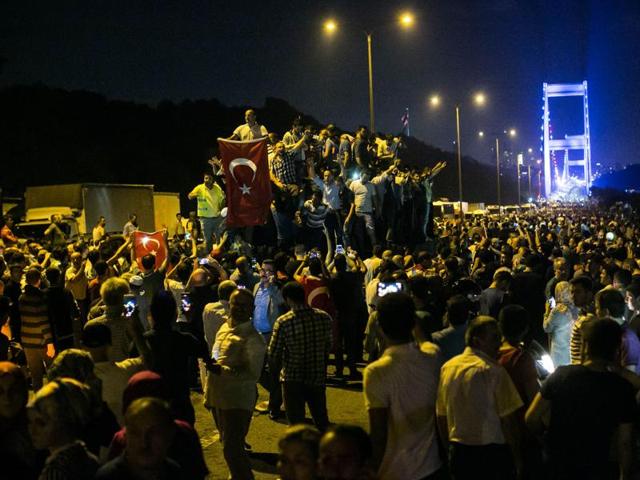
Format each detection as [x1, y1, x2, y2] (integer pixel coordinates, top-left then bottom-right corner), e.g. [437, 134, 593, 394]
[1, 109, 640, 479]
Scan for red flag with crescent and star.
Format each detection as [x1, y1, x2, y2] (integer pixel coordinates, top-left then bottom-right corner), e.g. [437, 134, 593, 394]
[218, 137, 272, 227]
[132, 230, 167, 270]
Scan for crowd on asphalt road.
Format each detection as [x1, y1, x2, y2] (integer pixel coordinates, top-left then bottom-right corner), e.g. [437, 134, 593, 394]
[2, 109, 640, 479]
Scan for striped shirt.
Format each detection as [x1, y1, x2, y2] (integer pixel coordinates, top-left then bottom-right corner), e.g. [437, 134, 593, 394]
[302, 200, 329, 229]
[19, 285, 53, 349]
[268, 306, 332, 386]
[570, 313, 595, 364]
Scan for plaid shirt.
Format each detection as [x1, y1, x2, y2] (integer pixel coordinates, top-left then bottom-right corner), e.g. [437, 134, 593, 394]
[268, 305, 332, 386]
[269, 151, 297, 185]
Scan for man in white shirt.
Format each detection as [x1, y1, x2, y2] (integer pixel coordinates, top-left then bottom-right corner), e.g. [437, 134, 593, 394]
[81, 320, 145, 426]
[437, 316, 523, 479]
[364, 292, 443, 480]
[205, 289, 266, 480]
[202, 280, 237, 353]
[230, 109, 268, 141]
[347, 162, 397, 250]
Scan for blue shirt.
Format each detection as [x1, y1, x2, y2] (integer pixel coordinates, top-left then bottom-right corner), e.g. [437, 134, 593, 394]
[253, 286, 272, 334]
[432, 324, 467, 361]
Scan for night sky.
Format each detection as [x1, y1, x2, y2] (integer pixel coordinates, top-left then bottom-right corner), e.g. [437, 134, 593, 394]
[2, 0, 639, 168]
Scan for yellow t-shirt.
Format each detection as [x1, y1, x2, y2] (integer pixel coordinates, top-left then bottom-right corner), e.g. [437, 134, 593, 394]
[190, 183, 224, 218]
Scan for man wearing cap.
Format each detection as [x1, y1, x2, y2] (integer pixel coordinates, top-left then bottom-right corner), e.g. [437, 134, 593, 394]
[188, 173, 225, 253]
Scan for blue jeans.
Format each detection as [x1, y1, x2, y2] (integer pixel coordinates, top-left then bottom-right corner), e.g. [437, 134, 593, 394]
[200, 216, 223, 252]
[271, 205, 297, 248]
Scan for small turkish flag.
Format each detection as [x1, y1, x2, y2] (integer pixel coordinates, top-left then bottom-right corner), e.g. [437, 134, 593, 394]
[218, 138, 272, 227]
[133, 231, 167, 270]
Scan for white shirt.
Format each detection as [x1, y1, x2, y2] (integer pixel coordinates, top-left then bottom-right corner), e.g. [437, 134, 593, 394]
[364, 342, 443, 480]
[202, 300, 230, 352]
[205, 321, 266, 411]
[94, 357, 144, 425]
[437, 347, 523, 445]
[349, 180, 376, 214]
[233, 123, 268, 140]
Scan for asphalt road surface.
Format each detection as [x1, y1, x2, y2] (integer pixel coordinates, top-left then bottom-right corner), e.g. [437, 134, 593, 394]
[194, 375, 368, 480]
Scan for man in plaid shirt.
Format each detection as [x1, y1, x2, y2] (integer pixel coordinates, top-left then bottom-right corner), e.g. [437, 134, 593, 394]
[268, 281, 332, 431]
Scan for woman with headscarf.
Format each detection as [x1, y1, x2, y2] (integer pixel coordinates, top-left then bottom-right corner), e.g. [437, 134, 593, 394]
[47, 348, 119, 458]
[107, 370, 208, 480]
[0, 361, 44, 479]
[543, 281, 580, 367]
[27, 377, 99, 479]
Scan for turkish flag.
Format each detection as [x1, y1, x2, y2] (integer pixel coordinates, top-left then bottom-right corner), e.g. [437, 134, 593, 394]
[218, 138, 272, 227]
[133, 231, 167, 270]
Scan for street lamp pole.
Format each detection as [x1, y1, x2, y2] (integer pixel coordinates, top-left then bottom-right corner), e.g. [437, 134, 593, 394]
[455, 106, 463, 215]
[495, 137, 501, 206]
[528, 165, 532, 199]
[516, 157, 521, 205]
[366, 33, 375, 132]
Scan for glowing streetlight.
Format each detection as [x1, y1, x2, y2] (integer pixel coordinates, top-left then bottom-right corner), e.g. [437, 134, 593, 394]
[508, 128, 517, 137]
[427, 91, 487, 212]
[324, 19, 338, 34]
[323, 14, 416, 132]
[478, 131, 484, 138]
[528, 147, 533, 153]
[399, 12, 415, 28]
[474, 92, 486, 106]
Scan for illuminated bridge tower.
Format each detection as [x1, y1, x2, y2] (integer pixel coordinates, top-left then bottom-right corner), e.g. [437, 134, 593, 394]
[542, 81, 592, 198]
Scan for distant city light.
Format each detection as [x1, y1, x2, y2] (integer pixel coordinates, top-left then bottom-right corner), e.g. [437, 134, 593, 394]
[509, 128, 517, 137]
[429, 95, 441, 107]
[478, 131, 484, 138]
[474, 92, 486, 106]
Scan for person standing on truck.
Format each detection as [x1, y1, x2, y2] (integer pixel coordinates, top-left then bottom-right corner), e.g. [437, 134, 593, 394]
[1, 215, 19, 247]
[173, 213, 186, 240]
[44, 214, 67, 249]
[123, 214, 138, 240]
[92, 216, 106, 245]
[188, 172, 225, 253]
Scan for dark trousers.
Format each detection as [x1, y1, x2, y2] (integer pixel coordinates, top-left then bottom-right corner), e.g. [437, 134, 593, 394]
[260, 333, 282, 414]
[334, 313, 358, 374]
[324, 210, 343, 250]
[449, 443, 515, 480]
[303, 227, 326, 257]
[282, 381, 329, 431]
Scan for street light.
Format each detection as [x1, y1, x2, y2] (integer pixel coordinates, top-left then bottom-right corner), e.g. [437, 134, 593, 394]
[478, 128, 516, 206]
[430, 92, 486, 215]
[323, 13, 415, 132]
[399, 12, 415, 27]
[323, 19, 337, 33]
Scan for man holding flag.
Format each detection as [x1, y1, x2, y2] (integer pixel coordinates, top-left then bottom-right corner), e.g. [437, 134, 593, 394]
[217, 137, 273, 231]
[188, 172, 226, 252]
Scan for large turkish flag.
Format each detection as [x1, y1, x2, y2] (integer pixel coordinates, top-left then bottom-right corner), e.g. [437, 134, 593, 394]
[133, 231, 167, 270]
[218, 138, 272, 227]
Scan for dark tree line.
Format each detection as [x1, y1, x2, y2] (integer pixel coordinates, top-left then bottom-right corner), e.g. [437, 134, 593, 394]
[0, 84, 519, 204]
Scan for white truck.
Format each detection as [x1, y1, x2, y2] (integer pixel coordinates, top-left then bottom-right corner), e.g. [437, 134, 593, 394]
[18, 183, 180, 241]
